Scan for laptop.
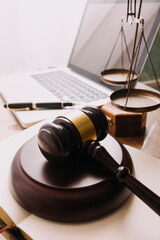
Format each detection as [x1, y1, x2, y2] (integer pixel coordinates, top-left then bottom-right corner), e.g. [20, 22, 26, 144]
[0, 0, 159, 128]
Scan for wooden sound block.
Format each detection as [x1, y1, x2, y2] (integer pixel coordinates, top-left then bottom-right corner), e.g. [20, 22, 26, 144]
[10, 135, 133, 223]
[101, 102, 147, 137]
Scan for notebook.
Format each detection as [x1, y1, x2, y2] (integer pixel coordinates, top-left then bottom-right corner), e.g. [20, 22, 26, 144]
[0, 0, 159, 128]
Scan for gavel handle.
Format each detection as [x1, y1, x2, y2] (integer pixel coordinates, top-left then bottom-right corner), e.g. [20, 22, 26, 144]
[122, 173, 160, 215]
[87, 142, 160, 216]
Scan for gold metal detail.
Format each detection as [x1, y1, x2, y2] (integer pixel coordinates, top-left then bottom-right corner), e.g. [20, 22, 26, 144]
[61, 102, 64, 108]
[106, 116, 113, 126]
[7, 107, 30, 111]
[32, 103, 37, 110]
[63, 110, 97, 144]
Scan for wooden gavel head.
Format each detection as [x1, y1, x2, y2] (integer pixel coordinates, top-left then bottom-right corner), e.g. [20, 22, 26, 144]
[38, 106, 108, 164]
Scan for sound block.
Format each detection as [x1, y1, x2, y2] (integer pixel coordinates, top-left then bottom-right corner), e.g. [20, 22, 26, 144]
[10, 135, 133, 222]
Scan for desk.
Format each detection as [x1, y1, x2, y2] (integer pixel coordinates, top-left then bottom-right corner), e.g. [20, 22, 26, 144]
[0, 95, 160, 240]
[0, 95, 159, 159]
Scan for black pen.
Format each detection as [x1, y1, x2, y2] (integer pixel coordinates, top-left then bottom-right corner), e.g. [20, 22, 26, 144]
[4, 102, 79, 111]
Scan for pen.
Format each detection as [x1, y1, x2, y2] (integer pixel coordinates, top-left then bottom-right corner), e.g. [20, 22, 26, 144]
[4, 102, 78, 111]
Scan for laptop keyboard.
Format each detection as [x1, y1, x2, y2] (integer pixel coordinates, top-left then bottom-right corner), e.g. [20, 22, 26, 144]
[32, 71, 107, 102]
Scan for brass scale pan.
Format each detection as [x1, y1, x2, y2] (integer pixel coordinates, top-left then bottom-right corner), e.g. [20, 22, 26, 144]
[101, 69, 160, 112]
[101, 68, 138, 86]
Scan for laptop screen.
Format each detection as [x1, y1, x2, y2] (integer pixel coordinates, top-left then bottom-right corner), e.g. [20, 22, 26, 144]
[68, 0, 160, 83]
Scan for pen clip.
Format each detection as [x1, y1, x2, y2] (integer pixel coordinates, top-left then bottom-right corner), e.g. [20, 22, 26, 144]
[7, 107, 30, 111]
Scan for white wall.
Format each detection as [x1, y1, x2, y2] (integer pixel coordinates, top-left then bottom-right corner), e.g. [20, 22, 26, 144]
[0, 0, 86, 75]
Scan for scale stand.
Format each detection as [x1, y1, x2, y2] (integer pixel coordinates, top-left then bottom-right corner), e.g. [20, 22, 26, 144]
[101, 0, 160, 112]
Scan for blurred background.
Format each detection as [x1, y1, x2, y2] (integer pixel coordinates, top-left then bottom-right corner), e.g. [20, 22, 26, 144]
[0, 0, 86, 75]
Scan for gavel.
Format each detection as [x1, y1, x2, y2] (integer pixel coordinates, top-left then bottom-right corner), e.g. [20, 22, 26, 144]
[38, 106, 160, 215]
